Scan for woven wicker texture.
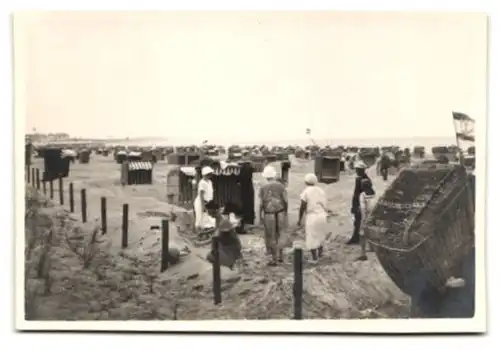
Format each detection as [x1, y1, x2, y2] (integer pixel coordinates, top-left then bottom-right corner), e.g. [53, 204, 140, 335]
[365, 163, 475, 295]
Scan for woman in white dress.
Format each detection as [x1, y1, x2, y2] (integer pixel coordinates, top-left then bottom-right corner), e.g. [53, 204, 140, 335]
[194, 166, 215, 233]
[357, 177, 376, 261]
[297, 173, 329, 263]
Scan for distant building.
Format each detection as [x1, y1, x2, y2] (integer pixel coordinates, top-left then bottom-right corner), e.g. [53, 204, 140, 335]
[25, 132, 70, 144]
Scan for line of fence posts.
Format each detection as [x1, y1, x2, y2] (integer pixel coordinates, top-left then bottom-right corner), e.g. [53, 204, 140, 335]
[25, 166, 306, 319]
[26, 168, 131, 248]
[207, 238, 304, 319]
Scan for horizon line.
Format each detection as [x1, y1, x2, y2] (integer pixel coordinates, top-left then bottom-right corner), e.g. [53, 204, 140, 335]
[26, 134, 456, 141]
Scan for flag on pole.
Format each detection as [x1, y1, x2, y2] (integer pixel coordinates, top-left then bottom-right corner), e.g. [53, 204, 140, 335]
[453, 111, 474, 122]
[305, 128, 311, 135]
[452, 112, 475, 143]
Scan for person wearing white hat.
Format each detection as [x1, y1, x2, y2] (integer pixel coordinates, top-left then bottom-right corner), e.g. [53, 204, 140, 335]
[348, 160, 375, 247]
[357, 175, 376, 261]
[297, 173, 329, 263]
[259, 165, 288, 266]
[194, 166, 215, 233]
[354, 160, 367, 170]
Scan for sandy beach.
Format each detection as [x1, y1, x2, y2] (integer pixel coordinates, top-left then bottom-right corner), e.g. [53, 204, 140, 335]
[24, 153, 411, 320]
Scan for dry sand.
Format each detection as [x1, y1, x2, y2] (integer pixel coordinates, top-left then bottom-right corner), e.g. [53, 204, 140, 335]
[24, 154, 410, 320]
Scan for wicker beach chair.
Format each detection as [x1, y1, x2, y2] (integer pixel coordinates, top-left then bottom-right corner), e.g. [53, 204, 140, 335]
[365, 163, 475, 295]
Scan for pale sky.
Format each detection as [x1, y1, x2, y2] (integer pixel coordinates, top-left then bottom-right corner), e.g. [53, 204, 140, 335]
[16, 12, 487, 143]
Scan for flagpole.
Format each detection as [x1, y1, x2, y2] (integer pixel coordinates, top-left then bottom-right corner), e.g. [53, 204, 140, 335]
[452, 112, 464, 166]
[306, 128, 316, 146]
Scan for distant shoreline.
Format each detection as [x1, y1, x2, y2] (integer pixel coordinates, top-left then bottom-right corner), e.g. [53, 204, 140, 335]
[29, 135, 458, 148]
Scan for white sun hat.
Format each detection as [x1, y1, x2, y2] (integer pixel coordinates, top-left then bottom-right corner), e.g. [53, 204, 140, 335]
[304, 173, 318, 185]
[354, 160, 367, 169]
[262, 165, 277, 179]
[201, 166, 214, 176]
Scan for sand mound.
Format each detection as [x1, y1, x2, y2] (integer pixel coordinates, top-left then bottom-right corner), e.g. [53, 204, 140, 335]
[25, 155, 411, 320]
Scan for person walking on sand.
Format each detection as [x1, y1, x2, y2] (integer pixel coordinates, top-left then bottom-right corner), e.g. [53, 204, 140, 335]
[379, 152, 391, 181]
[347, 161, 374, 245]
[297, 173, 329, 264]
[194, 166, 215, 234]
[259, 165, 288, 266]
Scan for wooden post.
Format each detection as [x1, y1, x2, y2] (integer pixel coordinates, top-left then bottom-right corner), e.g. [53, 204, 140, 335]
[31, 168, 35, 187]
[26, 165, 30, 183]
[191, 179, 197, 226]
[81, 189, 87, 223]
[69, 183, 74, 213]
[121, 204, 129, 249]
[212, 236, 222, 305]
[58, 177, 64, 205]
[101, 197, 107, 234]
[293, 247, 303, 320]
[35, 169, 40, 190]
[161, 219, 170, 272]
[49, 180, 54, 199]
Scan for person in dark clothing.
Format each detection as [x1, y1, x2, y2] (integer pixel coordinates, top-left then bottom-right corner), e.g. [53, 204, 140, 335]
[223, 201, 246, 234]
[347, 161, 373, 245]
[379, 152, 391, 181]
[205, 201, 244, 271]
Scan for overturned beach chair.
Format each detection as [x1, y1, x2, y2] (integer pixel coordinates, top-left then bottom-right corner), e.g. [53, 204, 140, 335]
[365, 163, 475, 296]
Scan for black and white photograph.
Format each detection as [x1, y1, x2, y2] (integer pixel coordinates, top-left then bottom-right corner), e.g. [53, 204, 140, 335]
[13, 10, 487, 333]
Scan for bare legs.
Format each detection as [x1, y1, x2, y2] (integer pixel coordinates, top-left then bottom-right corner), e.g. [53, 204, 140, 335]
[357, 235, 368, 261]
[310, 245, 324, 262]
